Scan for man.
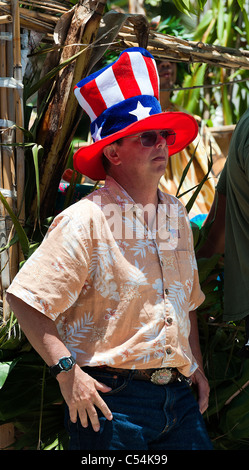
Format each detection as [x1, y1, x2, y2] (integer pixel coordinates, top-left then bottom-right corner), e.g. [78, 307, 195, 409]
[198, 107, 249, 355]
[6, 48, 212, 450]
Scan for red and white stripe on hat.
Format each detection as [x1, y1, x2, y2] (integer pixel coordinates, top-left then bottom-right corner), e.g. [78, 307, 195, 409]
[74, 49, 160, 123]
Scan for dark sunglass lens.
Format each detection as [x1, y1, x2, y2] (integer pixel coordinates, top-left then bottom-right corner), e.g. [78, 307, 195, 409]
[140, 132, 157, 147]
[161, 130, 176, 145]
[140, 130, 176, 147]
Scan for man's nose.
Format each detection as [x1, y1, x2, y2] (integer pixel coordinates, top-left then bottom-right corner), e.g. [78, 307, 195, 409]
[156, 133, 167, 148]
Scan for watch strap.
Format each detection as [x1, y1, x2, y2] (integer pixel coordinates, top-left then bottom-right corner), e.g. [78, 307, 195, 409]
[49, 355, 76, 377]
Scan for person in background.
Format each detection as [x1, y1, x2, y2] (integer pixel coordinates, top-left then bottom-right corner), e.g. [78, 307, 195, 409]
[6, 47, 213, 450]
[158, 59, 226, 220]
[197, 107, 249, 357]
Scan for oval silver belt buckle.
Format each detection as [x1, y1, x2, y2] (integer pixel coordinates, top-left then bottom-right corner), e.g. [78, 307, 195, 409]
[150, 368, 172, 385]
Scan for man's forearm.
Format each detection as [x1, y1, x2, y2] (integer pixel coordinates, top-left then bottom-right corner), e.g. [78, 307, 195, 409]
[6, 293, 114, 431]
[6, 293, 71, 367]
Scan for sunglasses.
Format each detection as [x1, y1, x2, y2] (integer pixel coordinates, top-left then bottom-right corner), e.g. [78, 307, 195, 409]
[124, 130, 176, 147]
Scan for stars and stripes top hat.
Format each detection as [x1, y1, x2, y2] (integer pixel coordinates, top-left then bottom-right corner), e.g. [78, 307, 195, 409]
[73, 47, 198, 180]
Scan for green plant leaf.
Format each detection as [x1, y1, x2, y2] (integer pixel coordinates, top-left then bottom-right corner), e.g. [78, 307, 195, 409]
[217, 0, 225, 43]
[176, 143, 199, 197]
[172, 0, 191, 16]
[0, 192, 29, 258]
[197, 253, 222, 284]
[32, 144, 43, 222]
[237, 0, 245, 11]
[27, 47, 90, 99]
[197, 0, 208, 9]
[0, 353, 62, 421]
[0, 359, 20, 389]
[242, 8, 249, 44]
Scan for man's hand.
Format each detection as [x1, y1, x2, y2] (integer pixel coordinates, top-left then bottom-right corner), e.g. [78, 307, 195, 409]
[6, 295, 113, 433]
[191, 368, 210, 414]
[57, 365, 113, 432]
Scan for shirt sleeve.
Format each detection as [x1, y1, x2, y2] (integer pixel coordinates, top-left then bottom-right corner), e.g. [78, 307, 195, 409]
[7, 213, 91, 320]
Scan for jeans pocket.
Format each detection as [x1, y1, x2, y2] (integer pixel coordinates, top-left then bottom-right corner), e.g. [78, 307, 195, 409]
[88, 370, 130, 396]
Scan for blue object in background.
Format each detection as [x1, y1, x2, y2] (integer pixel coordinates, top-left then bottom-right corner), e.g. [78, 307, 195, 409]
[190, 213, 207, 228]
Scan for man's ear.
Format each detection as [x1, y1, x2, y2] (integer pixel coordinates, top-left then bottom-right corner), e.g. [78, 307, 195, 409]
[103, 143, 121, 166]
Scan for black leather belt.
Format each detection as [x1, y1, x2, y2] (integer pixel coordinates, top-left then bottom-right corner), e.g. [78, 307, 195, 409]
[85, 365, 188, 385]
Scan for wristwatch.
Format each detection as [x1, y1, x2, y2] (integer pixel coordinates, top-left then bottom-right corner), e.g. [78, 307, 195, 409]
[49, 356, 76, 378]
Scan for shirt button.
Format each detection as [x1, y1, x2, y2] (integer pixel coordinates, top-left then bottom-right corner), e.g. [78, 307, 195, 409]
[165, 288, 169, 295]
[136, 207, 143, 216]
[166, 317, 173, 325]
[166, 348, 172, 355]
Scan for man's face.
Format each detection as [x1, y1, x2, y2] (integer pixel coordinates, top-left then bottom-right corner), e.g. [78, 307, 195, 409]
[110, 130, 169, 182]
[157, 61, 177, 90]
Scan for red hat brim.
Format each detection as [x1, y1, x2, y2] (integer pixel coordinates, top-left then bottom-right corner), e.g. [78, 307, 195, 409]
[73, 111, 198, 180]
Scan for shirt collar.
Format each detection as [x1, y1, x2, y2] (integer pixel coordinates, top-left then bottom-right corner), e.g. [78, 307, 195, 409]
[103, 176, 180, 242]
[104, 176, 140, 213]
[104, 176, 170, 213]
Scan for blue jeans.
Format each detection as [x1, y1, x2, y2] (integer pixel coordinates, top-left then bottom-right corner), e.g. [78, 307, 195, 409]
[64, 368, 213, 450]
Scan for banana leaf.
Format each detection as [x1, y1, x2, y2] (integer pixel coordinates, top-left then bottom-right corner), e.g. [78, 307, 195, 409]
[0, 192, 29, 259]
[0, 352, 62, 422]
[13, 407, 68, 450]
[219, 383, 249, 441]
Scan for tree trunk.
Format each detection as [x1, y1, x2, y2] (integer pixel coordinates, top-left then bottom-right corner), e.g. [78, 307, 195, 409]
[30, 0, 107, 222]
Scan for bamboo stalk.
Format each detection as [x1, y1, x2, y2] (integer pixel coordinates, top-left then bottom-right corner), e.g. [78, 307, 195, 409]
[6, 20, 14, 126]
[11, 0, 25, 271]
[0, 23, 5, 307]
[0, 0, 67, 16]
[14, 0, 68, 13]
[17, 15, 54, 33]
[0, 14, 12, 23]
[0, 3, 57, 32]
[6, 19, 18, 285]
[0, 10, 18, 449]
[0, 23, 11, 319]
[13, 1, 67, 11]
[0, 0, 68, 11]
[10, 6, 61, 25]
[30, 0, 108, 221]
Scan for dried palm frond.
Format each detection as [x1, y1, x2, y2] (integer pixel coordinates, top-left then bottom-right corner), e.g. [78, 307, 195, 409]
[1, 1, 249, 70]
[120, 25, 249, 70]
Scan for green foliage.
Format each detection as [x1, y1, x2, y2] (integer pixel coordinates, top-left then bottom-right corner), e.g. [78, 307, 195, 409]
[193, 223, 249, 449]
[173, 0, 249, 125]
[0, 347, 68, 449]
[155, 15, 192, 38]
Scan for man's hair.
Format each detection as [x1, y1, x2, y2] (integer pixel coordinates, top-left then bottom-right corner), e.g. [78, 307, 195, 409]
[101, 153, 111, 174]
[101, 138, 123, 175]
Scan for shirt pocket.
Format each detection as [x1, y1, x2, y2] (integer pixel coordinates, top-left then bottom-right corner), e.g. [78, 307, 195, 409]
[174, 250, 193, 287]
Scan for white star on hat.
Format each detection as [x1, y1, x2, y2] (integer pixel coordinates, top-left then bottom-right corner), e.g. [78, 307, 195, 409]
[129, 101, 152, 121]
[92, 124, 103, 142]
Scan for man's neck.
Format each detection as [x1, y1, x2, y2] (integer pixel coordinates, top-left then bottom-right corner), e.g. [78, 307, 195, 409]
[112, 174, 159, 208]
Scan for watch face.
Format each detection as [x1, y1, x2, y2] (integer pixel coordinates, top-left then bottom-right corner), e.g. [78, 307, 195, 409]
[60, 357, 72, 370]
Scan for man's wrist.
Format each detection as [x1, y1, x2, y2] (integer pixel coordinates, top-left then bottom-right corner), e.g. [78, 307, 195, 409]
[49, 355, 76, 378]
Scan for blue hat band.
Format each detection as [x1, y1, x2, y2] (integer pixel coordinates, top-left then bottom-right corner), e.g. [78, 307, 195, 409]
[90, 95, 162, 142]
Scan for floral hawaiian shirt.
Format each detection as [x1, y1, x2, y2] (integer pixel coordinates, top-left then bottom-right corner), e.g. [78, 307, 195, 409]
[7, 176, 204, 377]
